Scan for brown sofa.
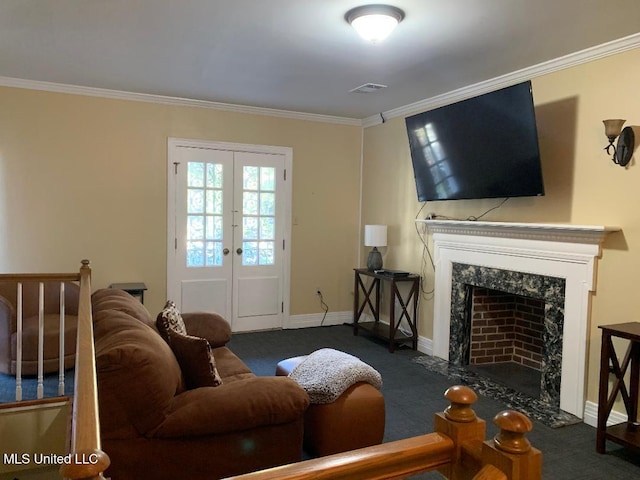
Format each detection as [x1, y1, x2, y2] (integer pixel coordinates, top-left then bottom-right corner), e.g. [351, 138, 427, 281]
[0, 281, 79, 375]
[92, 288, 310, 480]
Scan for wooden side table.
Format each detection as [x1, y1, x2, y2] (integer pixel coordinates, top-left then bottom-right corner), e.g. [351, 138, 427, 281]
[597, 322, 640, 453]
[353, 268, 420, 352]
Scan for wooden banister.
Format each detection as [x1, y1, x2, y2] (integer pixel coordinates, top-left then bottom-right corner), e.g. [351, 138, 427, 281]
[472, 464, 508, 480]
[0, 273, 82, 282]
[59, 260, 110, 480]
[226, 433, 455, 480]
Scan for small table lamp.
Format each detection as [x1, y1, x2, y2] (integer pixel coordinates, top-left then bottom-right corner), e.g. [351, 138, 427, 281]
[364, 225, 387, 271]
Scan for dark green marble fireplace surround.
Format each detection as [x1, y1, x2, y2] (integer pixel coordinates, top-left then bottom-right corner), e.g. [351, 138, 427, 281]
[449, 262, 566, 407]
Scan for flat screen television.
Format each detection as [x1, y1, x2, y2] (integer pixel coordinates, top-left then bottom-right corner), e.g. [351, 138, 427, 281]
[405, 81, 544, 202]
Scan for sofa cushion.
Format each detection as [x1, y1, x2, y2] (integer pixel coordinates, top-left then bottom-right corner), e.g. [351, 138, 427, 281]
[181, 311, 232, 348]
[155, 376, 310, 438]
[167, 330, 222, 389]
[211, 346, 255, 383]
[156, 300, 187, 340]
[94, 309, 185, 439]
[92, 288, 154, 328]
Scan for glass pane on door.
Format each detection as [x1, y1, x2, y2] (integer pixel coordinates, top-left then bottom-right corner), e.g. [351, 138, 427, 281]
[242, 166, 275, 266]
[187, 161, 224, 267]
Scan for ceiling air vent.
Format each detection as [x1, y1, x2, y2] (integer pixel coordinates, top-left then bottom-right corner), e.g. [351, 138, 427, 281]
[349, 83, 387, 94]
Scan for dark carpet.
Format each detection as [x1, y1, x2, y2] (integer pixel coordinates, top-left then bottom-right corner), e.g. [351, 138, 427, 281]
[228, 324, 640, 480]
[0, 369, 74, 403]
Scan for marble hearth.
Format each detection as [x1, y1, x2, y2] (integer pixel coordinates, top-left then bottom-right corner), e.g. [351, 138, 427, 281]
[420, 220, 619, 418]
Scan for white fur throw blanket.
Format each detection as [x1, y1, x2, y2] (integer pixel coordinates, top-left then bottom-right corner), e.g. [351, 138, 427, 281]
[289, 348, 382, 404]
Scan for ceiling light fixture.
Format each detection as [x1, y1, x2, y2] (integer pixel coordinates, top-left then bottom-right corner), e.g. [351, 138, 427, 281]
[346, 4, 405, 44]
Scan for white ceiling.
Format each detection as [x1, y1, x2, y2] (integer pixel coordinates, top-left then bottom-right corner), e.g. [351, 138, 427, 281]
[1, 0, 639, 120]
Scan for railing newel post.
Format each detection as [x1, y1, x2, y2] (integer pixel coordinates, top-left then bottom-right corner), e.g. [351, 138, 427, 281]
[480, 410, 542, 480]
[434, 385, 486, 480]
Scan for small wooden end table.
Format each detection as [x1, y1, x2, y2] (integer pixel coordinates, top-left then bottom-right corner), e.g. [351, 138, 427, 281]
[353, 268, 420, 352]
[597, 322, 640, 453]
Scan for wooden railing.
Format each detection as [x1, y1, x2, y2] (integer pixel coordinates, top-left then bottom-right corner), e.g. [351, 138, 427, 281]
[0, 271, 80, 401]
[0, 261, 109, 478]
[225, 386, 541, 480]
[59, 260, 110, 479]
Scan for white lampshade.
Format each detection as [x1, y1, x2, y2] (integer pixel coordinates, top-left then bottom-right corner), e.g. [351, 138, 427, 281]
[351, 14, 398, 43]
[346, 5, 405, 44]
[364, 225, 387, 247]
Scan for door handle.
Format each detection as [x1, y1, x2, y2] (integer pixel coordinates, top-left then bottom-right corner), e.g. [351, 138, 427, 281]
[236, 248, 243, 255]
[223, 248, 230, 256]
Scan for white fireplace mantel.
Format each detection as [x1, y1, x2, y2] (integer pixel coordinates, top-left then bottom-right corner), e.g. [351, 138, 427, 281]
[419, 219, 620, 245]
[417, 219, 620, 418]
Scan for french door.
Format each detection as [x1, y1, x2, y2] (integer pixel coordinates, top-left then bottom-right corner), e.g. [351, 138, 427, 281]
[167, 139, 291, 332]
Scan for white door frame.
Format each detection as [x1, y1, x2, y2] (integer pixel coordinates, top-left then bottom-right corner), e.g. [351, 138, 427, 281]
[167, 137, 293, 327]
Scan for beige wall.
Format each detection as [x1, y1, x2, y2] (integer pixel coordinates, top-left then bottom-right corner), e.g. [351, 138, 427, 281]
[2, 45, 639, 409]
[361, 46, 640, 407]
[0, 87, 362, 316]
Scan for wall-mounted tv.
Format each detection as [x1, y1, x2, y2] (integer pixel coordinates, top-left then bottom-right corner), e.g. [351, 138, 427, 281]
[405, 81, 544, 202]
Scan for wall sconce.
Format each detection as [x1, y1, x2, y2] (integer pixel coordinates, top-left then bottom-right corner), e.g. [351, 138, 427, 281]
[603, 119, 635, 167]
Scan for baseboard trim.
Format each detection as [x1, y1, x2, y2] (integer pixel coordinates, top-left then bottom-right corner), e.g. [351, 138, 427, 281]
[417, 336, 433, 355]
[286, 311, 352, 329]
[286, 314, 434, 356]
[583, 401, 627, 428]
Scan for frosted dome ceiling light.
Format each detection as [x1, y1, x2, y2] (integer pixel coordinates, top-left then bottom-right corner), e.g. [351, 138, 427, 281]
[346, 4, 405, 43]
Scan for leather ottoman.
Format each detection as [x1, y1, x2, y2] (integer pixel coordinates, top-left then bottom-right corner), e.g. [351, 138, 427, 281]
[276, 355, 385, 456]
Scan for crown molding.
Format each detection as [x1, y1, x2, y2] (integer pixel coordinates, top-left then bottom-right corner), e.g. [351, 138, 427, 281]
[0, 76, 362, 127]
[362, 32, 640, 128]
[2, 32, 639, 129]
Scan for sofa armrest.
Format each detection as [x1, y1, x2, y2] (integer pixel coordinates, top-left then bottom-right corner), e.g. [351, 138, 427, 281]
[153, 376, 309, 438]
[181, 311, 231, 347]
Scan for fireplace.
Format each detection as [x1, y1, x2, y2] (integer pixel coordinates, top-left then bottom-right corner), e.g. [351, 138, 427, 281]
[421, 220, 618, 418]
[469, 287, 545, 369]
[449, 263, 565, 406]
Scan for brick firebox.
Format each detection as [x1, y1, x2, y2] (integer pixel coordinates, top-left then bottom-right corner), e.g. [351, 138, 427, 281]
[470, 287, 544, 370]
